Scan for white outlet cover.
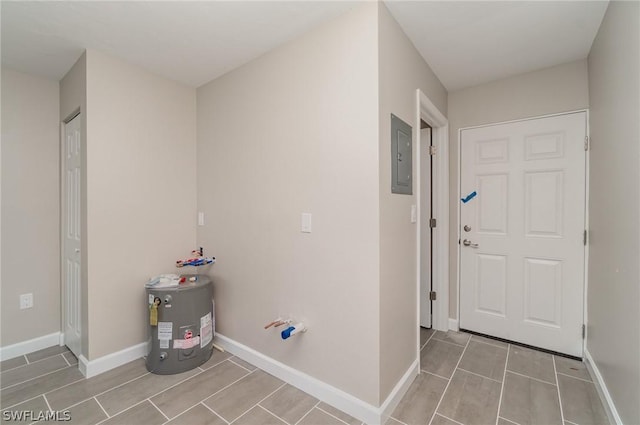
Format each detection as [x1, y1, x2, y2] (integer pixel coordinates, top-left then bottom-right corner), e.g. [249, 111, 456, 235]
[301, 213, 312, 233]
[411, 205, 417, 223]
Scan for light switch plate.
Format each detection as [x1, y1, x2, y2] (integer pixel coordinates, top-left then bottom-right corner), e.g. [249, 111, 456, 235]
[411, 205, 417, 223]
[301, 213, 312, 233]
[20, 293, 33, 309]
[198, 212, 205, 226]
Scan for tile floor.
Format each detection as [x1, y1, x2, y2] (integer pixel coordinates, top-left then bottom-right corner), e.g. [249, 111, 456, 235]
[0, 330, 610, 425]
[398, 328, 610, 425]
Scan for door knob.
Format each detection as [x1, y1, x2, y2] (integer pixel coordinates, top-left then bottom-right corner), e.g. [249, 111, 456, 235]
[463, 225, 471, 232]
[463, 239, 479, 248]
[75, 248, 80, 253]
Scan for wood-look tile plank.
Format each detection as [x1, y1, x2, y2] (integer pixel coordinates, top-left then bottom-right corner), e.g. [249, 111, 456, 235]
[64, 398, 108, 425]
[1, 355, 68, 389]
[25, 345, 69, 363]
[391, 372, 448, 425]
[230, 406, 285, 425]
[63, 352, 78, 366]
[100, 400, 166, 425]
[151, 360, 248, 419]
[46, 358, 147, 410]
[499, 371, 562, 425]
[420, 327, 435, 347]
[437, 369, 501, 425]
[0, 356, 27, 372]
[203, 370, 283, 422]
[229, 356, 257, 371]
[432, 331, 470, 347]
[96, 367, 199, 416]
[431, 414, 463, 425]
[506, 346, 556, 384]
[0, 366, 83, 408]
[554, 356, 591, 382]
[471, 334, 509, 349]
[420, 339, 464, 378]
[557, 374, 609, 425]
[458, 340, 508, 381]
[297, 408, 344, 425]
[317, 402, 361, 425]
[165, 404, 227, 425]
[260, 384, 318, 424]
[199, 350, 232, 370]
[0, 395, 49, 424]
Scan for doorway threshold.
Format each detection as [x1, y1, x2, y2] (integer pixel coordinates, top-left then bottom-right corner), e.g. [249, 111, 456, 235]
[460, 329, 582, 361]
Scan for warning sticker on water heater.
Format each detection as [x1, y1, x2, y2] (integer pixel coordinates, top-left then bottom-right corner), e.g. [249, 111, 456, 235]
[158, 322, 173, 340]
[200, 313, 212, 348]
[174, 336, 200, 349]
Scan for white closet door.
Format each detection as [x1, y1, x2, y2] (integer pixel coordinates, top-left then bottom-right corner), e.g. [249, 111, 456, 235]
[63, 114, 82, 357]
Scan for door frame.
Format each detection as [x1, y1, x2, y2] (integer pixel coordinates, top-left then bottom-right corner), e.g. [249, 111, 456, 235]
[455, 109, 590, 355]
[415, 89, 450, 355]
[60, 108, 84, 357]
[418, 125, 432, 329]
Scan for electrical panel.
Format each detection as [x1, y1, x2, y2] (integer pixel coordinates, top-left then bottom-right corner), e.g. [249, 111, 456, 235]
[391, 114, 412, 195]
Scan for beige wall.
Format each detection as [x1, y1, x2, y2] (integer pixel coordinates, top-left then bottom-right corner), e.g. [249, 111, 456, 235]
[447, 60, 589, 319]
[60, 53, 89, 356]
[377, 3, 447, 402]
[587, 2, 640, 423]
[84, 50, 197, 359]
[1, 68, 60, 346]
[197, 4, 381, 405]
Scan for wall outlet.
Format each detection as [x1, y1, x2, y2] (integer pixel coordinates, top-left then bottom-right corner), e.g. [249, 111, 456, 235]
[20, 293, 33, 310]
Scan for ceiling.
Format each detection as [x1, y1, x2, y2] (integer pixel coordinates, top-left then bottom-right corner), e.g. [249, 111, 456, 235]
[1, 1, 609, 90]
[0, 1, 357, 87]
[385, 1, 609, 90]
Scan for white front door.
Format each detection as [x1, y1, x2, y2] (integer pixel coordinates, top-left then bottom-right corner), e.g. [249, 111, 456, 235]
[459, 112, 586, 356]
[63, 114, 82, 357]
[420, 127, 432, 328]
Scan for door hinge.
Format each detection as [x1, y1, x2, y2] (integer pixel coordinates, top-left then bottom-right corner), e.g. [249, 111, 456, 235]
[584, 136, 590, 151]
[429, 146, 437, 156]
[429, 291, 437, 301]
[583, 230, 588, 246]
[582, 324, 586, 339]
[429, 218, 437, 228]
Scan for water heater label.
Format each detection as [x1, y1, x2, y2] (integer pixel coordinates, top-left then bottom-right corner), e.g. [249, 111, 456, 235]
[200, 313, 213, 348]
[158, 322, 173, 340]
[174, 336, 200, 349]
[159, 339, 169, 349]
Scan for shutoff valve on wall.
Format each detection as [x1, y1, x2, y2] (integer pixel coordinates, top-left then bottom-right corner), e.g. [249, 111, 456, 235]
[264, 317, 307, 340]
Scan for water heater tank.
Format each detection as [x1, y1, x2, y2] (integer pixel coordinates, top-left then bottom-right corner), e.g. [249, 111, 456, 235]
[145, 275, 214, 374]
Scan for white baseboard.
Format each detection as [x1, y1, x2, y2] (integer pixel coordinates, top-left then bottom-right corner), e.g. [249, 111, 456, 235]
[78, 354, 89, 377]
[59, 333, 65, 346]
[79, 342, 147, 378]
[215, 334, 417, 425]
[0, 332, 62, 361]
[379, 359, 418, 425]
[448, 318, 459, 331]
[584, 349, 622, 425]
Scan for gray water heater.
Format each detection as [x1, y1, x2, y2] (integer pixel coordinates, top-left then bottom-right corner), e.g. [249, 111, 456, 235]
[145, 275, 214, 374]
